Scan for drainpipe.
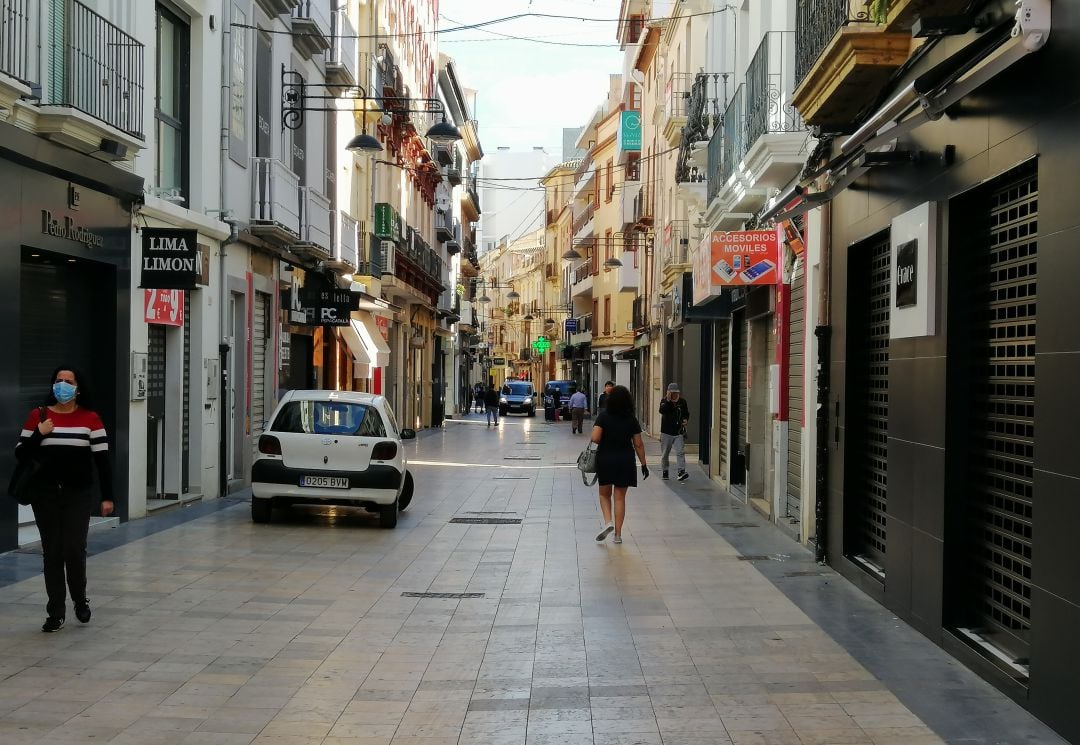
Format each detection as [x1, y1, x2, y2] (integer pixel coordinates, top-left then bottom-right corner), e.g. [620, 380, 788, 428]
[217, 10, 238, 499]
[813, 202, 833, 564]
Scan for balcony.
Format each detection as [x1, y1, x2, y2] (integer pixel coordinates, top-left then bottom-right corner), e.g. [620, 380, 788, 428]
[291, 0, 332, 58]
[356, 233, 384, 278]
[1, 0, 34, 85]
[616, 251, 639, 293]
[447, 150, 463, 185]
[570, 313, 593, 345]
[632, 185, 654, 229]
[661, 220, 691, 281]
[573, 200, 596, 242]
[433, 143, 454, 167]
[573, 158, 596, 202]
[400, 228, 444, 284]
[326, 212, 359, 272]
[632, 297, 648, 331]
[462, 175, 481, 219]
[662, 72, 694, 147]
[35, 0, 145, 154]
[621, 181, 641, 228]
[297, 187, 332, 258]
[326, 8, 358, 91]
[570, 261, 594, 299]
[251, 158, 301, 242]
[743, 32, 811, 187]
[791, 0, 911, 129]
[257, 0, 297, 16]
[436, 208, 454, 242]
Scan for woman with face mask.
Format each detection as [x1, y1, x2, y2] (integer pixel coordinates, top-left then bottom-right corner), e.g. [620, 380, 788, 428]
[15, 365, 113, 633]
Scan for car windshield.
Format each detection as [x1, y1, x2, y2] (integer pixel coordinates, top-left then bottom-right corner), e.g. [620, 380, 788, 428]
[502, 383, 533, 396]
[272, 400, 386, 437]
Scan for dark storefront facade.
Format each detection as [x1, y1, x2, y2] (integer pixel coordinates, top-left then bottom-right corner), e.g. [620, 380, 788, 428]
[821, 15, 1080, 739]
[0, 123, 142, 551]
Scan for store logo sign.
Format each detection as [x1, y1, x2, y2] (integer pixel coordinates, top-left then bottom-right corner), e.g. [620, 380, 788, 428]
[41, 210, 104, 248]
[619, 110, 641, 152]
[140, 228, 199, 290]
[895, 239, 917, 308]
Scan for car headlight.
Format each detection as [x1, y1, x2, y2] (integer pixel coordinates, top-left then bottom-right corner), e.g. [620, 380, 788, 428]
[523, 397, 533, 405]
[499, 396, 507, 404]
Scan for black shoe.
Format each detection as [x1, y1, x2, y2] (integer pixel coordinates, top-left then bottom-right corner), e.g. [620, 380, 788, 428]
[42, 616, 65, 633]
[75, 601, 91, 623]
[677, 471, 689, 482]
[662, 470, 669, 480]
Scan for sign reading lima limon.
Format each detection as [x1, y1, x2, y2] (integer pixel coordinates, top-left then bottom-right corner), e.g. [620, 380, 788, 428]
[141, 228, 199, 290]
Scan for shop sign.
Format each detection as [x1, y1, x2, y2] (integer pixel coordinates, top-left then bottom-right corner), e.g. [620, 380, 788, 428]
[41, 210, 104, 249]
[531, 337, 551, 354]
[564, 317, 579, 334]
[619, 110, 641, 152]
[693, 228, 782, 306]
[298, 287, 360, 327]
[375, 315, 390, 340]
[890, 202, 937, 339]
[144, 289, 184, 327]
[895, 239, 917, 307]
[141, 228, 199, 289]
[491, 357, 506, 366]
[374, 203, 401, 241]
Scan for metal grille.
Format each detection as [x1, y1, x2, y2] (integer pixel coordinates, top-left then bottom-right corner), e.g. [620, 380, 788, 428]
[970, 166, 1037, 656]
[787, 265, 806, 519]
[182, 292, 190, 493]
[251, 292, 268, 460]
[737, 314, 749, 454]
[849, 234, 891, 571]
[718, 322, 730, 472]
[401, 592, 485, 599]
[449, 517, 523, 525]
[147, 324, 167, 409]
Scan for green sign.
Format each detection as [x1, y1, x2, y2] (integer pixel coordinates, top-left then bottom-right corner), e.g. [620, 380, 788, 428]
[619, 110, 641, 152]
[531, 337, 551, 355]
[374, 203, 401, 241]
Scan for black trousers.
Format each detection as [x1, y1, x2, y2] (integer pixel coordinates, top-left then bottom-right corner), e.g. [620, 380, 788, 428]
[31, 487, 93, 618]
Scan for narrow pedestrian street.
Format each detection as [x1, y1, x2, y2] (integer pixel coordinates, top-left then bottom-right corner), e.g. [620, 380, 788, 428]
[0, 419, 1061, 745]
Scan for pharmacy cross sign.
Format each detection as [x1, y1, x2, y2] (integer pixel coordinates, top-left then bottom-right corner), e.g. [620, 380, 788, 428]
[531, 337, 551, 355]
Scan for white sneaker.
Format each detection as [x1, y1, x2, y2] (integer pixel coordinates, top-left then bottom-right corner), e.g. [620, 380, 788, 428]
[595, 522, 614, 542]
[612, 534, 623, 545]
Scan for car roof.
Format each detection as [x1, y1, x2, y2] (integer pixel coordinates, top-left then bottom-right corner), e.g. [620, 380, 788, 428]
[280, 389, 384, 406]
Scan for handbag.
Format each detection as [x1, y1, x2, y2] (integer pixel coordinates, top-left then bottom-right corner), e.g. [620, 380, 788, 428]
[576, 443, 599, 486]
[7, 407, 47, 506]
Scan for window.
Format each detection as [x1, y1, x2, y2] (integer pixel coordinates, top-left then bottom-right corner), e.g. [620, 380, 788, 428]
[629, 83, 642, 112]
[272, 400, 385, 437]
[603, 296, 611, 335]
[155, 4, 190, 201]
[605, 160, 614, 202]
[627, 153, 641, 182]
[605, 229, 613, 261]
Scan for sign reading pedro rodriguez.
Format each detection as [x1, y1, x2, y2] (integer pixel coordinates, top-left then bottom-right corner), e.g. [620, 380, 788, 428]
[141, 228, 199, 289]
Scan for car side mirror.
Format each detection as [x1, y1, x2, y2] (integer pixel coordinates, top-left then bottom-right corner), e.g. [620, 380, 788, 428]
[400, 428, 417, 440]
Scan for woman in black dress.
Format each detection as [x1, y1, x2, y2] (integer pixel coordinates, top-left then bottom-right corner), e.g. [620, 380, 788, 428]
[590, 385, 649, 544]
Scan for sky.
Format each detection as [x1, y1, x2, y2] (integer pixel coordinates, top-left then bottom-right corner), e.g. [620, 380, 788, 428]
[437, 0, 625, 155]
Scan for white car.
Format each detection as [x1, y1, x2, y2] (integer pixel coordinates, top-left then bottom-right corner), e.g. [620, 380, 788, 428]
[251, 390, 416, 527]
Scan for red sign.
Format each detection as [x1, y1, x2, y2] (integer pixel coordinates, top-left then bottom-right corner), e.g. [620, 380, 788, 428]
[693, 228, 782, 305]
[374, 315, 389, 340]
[144, 289, 184, 326]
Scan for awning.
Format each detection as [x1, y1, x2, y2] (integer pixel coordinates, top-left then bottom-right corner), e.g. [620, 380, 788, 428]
[353, 313, 391, 367]
[338, 324, 371, 379]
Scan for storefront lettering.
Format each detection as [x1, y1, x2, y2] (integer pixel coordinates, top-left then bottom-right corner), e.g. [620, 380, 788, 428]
[40, 210, 104, 249]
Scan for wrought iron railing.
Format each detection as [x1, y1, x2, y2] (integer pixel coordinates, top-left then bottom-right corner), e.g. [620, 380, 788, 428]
[573, 201, 595, 236]
[746, 31, 806, 148]
[292, 0, 332, 41]
[1, 0, 34, 83]
[633, 184, 653, 223]
[252, 158, 301, 235]
[332, 211, 359, 268]
[300, 187, 332, 251]
[44, 0, 145, 138]
[632, 296, 648, 330]
[707, 123, 725, 204]
[795, 0, 874, 86]
[662, 220, 690, 269]
[572, 262, 592, 285]
[720, 85, 747, 185]
[665, 72, 695, 120]
[328, 8, 358, 83]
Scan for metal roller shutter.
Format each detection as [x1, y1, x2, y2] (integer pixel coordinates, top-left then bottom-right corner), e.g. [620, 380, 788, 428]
[718, 322, 730, 474]
[787, 265, 806, 520]
[251, 292, 269, 459]
[737, 314, 748, 455]
[968, 165, 1037, 660]
[182, 292, 190, 493]
[848, 233, 891, 574]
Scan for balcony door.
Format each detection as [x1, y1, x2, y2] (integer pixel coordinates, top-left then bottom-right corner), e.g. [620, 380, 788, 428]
[155, 3, 190, 203]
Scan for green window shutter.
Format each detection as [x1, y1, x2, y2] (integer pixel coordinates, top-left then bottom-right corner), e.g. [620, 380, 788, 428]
[47, 0, 67, 104]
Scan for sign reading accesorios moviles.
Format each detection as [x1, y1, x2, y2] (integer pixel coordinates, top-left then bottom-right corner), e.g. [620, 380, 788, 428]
[692, 228, 782, 306]
[141, 228, 199, 290]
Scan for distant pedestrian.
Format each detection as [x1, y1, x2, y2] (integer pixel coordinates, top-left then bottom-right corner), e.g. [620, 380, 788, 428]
[568, 389, 589, 434]
[474, 382, 485, 413]
[596, 380, 614, 414]
[659, 382, 690, 481]
[464, 385, 473, 415]
[551, 389, 562, 422]
[15, 365, 114, 633]
[591, 385, 649, 545]
[484, 384, 500, 426]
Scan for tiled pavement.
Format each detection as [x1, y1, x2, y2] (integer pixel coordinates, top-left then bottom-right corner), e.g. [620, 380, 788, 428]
[0, 414, 1066, 745]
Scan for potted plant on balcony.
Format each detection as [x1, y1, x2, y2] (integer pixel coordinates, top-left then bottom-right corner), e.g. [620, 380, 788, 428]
[869, 0, 890, 24]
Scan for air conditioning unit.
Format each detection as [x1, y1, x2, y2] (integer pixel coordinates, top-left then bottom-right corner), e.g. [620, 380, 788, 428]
[380, 240, 397, 276]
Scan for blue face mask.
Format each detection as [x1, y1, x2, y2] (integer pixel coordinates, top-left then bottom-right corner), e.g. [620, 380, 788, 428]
[52, 381, 77, 403]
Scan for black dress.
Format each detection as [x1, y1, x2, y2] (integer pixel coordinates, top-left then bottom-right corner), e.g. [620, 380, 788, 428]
[594, 410, 642, 488]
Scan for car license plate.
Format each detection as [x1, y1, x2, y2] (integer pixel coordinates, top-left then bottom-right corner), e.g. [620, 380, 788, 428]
[300, 475, 349, 489]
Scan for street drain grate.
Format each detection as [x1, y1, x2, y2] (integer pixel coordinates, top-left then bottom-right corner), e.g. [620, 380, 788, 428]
[736, 555, 773, 561]
[718, 522, 760, 528]
[449, 517, 523, 525]
[401, 592, 486, 599]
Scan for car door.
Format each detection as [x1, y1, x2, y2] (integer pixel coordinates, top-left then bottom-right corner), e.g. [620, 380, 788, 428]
[270, 399, 383, 473]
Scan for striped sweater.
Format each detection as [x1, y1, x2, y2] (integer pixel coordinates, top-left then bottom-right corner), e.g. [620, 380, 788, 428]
[16, 407, 113, 501]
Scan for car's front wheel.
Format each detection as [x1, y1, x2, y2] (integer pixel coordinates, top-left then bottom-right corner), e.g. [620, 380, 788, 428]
[527, 408, 536, 417]
[379, 498, 398, 528]
[399, 471, 414, 511]
[499, 407, 508, 417]
[251, 498, 272, 523]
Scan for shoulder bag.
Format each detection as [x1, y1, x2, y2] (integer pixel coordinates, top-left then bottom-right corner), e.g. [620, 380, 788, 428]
[8, 407, 47, 506]
[576, 443, 599, 486]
